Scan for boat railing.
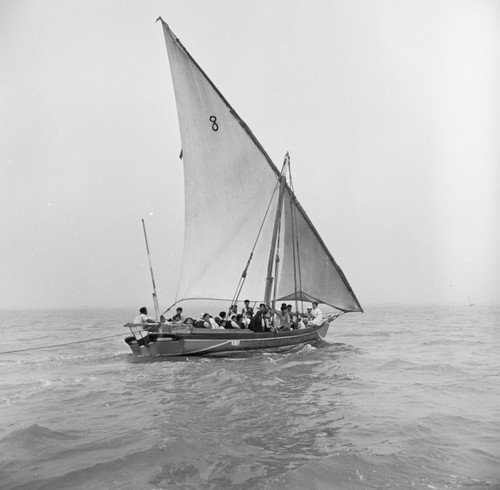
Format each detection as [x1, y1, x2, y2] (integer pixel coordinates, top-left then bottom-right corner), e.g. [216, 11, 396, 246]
[124, 322, 194, 340]
[124, 323, 155, 343]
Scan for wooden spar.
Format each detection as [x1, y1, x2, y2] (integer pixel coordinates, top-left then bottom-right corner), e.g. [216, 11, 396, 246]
[271, 217, 281, 310]
[142, 219, 160, 321]
[264, 155, 288, 306]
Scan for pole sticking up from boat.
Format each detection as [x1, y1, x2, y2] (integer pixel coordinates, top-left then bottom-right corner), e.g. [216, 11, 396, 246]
[141, 219, 160, 321]
[264, 153, 289, 307]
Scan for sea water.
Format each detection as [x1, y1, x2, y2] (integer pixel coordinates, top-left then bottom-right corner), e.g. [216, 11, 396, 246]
[0, 305, 499, 489]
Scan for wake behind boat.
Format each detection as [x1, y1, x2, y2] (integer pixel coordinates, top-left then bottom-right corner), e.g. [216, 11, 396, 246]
[125, 19, 362, 357]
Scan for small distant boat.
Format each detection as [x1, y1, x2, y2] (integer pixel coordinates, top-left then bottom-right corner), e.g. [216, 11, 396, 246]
[124, 19, 363, 357]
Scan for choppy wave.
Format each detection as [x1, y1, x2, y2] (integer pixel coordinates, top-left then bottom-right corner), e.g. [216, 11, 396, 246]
[0, 306, 499, 489]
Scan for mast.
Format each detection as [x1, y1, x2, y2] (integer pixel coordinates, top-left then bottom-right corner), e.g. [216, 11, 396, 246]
[271, 223, 281, 310]
[264, 154, 288, 306]
[290, 192, 300, 314]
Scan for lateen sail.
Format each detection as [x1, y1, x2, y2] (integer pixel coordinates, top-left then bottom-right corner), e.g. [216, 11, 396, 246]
[161, 21, 280, 306]
[160, 19, 362, 313]
[276, 187, 362, 312]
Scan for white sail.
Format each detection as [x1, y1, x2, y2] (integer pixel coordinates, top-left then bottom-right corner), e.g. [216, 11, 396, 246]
[161, 21, 281, 306]
[276, 187, 363, 312]
[160, 19, 362, 313]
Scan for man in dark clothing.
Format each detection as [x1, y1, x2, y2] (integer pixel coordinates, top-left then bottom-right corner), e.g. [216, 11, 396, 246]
[249, 303, 269, 332]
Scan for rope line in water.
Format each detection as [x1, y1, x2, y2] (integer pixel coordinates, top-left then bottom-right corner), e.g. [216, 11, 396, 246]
[0, 333, 124, 355]
[0, 313, 343, 355]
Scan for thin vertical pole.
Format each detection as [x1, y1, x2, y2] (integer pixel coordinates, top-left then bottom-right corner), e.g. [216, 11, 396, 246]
[264, 154, 289, 306]
[264, 176, 285, 306]
[287, 160, 303, 315]
[271, 217, 281, 310]
[290, 198, 299, 314]
[142, 219, 160, 321]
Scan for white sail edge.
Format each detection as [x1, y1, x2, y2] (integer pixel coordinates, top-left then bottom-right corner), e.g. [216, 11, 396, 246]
[159, 18, 282, 183]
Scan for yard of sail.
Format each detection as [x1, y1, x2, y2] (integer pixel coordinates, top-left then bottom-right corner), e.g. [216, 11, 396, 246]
[161, 21, 281, 307]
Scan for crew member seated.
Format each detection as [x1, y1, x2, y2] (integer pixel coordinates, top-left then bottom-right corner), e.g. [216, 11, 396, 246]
[274, 303, 291, 331]
[171, 307, 184, 323]
[310, 302, 323, 325]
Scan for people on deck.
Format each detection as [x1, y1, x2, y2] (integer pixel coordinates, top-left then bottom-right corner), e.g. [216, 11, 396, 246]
[265, 309, 277, 332]
[172, 307, 184, 323]
[163, 301, 324, 331]
[134, 307, 156, 325]
[296, 317, 306, 329]
[286, 304, 298, 329]
[310, 302, 323, 325]
[306, 307, 313, 322]
[202, 313, 222, 329]
[274, 303, 291, 331]
[215, 311, 227, 327]
[241, 299, 252, 315]
[228, 304, 238, 318]
[226, 314, 242, 329]
[242, 311, 252, 329]
[249, 304, 271, 332]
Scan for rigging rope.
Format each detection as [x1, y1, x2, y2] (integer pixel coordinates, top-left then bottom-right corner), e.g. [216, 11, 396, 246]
[0, 333, 124, 355]
[229, 175, 281, 308]
[287, 161, 305, 314]
[162, 172, 282, 317]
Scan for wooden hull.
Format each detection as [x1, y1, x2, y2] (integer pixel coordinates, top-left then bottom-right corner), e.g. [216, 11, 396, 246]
[125, 322, 330, 357]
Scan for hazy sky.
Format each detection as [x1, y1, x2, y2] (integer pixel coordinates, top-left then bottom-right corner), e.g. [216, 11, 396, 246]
[1, 0, 499, 309]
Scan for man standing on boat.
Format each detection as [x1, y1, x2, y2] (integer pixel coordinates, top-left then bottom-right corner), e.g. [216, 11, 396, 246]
[249, 304, 270, 332]
[241, 300, 252, 315]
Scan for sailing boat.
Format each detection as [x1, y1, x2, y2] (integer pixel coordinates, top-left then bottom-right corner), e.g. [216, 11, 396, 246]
[124, 19, 363, 357]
